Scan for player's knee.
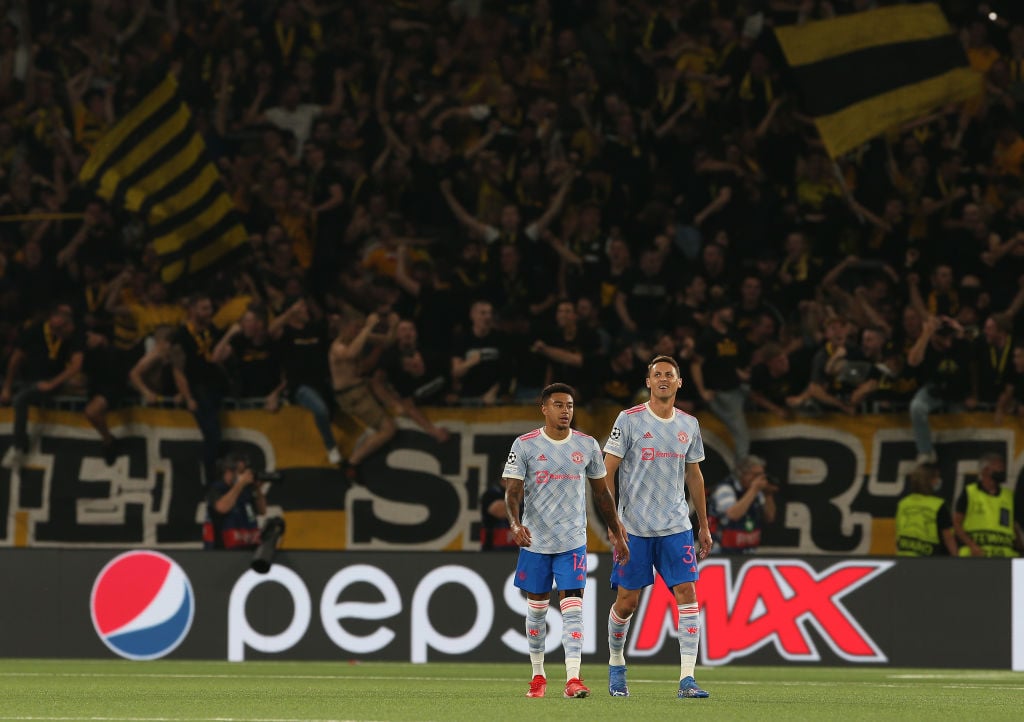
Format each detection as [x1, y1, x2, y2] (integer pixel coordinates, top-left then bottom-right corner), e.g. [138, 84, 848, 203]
[562, 588, 583, 599]
[617, 600, 638, 616]
[616, 590, 640, 616]
[673, 582, 697, 605]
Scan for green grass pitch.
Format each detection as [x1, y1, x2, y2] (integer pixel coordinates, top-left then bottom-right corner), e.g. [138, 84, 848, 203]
[1, 659, 1022, 721]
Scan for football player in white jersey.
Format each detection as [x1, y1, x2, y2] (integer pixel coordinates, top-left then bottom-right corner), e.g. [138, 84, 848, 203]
[602, 355, 713, 699]
[503, 383, 629, 700]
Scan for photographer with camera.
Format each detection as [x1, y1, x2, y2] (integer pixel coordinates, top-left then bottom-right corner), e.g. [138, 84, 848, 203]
[707, 455, 778, 555]
[203, 453, 267, 550]
[907, 315, 973, 463]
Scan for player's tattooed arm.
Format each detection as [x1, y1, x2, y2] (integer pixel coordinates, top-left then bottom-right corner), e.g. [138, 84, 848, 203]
[589, 479, 621, 535]
[589, 476, 630, 564]
[504, 478, 531, 546]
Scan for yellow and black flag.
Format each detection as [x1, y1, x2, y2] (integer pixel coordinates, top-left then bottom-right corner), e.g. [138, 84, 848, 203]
[79, 75, 247, 284]
[775, 3, 981, 158]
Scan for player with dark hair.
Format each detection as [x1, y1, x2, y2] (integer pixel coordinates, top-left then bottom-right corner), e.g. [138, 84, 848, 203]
[603, 355, 713, 699]
[503, 382, 629, 699]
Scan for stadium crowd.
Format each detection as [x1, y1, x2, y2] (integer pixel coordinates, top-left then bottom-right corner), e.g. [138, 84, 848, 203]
[3, 0, 1024, 474]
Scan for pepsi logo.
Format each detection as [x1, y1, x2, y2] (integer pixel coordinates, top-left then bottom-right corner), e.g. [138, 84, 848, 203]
[90, 550, 194, 660]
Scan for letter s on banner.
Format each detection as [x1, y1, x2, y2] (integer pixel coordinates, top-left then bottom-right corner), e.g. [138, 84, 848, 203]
[411, 565, 493, 663]
[321, 565, 401, 654]
[228, 566, 311, 661]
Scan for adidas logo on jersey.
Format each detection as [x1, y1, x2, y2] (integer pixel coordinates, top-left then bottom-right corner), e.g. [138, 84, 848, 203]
[643, 432, 654, 438]
[538, 454, 548, 460]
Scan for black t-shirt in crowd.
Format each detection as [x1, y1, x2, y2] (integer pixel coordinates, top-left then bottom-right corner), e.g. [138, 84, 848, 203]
[173, 322, 225, 394]
[750, 361, 798, 407]
[83, 338, 128, 400]
[594, 358, 639, 406]
[278, 319, 329, 392]
[395, 283, 459, 354]
[810, 342, 864, 394]
[308, 164, 347, 236]
[734, 301, 782, 336]
[543, 325, 600, 399]
[450, 328, 509, 397]
[696, 326, 745, 392]
[973, 336, 1014, 405]
[18, 321, 84, 383]
[507, 324, 549, 393]
[619, 267, 674, 333]
[382, 347, 449, 404]
[490, 262, 552, 320]
[230, 333, 282, 397]
[918, 338, 972, 402]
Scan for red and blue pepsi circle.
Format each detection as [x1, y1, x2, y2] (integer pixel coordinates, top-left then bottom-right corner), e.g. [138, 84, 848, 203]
[90, 550, 195, 660]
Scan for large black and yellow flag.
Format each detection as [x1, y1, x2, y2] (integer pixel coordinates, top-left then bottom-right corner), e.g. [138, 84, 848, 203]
[79, 75, 247, 284]
[775, 3, 981, 158]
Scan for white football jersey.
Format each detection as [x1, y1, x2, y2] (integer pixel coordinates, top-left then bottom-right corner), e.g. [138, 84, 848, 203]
[603, 402, 705, 536]
[502, 428, 606, 554]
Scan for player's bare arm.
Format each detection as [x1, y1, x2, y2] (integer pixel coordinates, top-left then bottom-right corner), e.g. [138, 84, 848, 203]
[602, 452, 622, 487]
[588, 475, 629, 565]
[685, 461, 714, 558]
[503, 477, 531, 546]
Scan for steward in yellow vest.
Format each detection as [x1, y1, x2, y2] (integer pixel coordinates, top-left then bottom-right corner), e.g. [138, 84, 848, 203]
[954, 454, 1019, 558]
[895, 463, 957, 556]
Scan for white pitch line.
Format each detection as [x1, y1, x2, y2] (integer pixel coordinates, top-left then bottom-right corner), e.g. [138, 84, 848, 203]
[0, 673, 372, 681]
[1, 671, 1023, 690]
[888, 673, 1021, 680]
[0, 718, 368, 722]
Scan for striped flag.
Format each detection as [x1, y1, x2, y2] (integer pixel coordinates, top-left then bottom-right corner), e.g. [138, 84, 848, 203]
[775, 3, 982, 158]
[79, 75, 247, 284]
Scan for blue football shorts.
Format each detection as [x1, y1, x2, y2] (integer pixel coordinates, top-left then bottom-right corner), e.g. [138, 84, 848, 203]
[514, 544, 588, 594]
[610, 529, 700, 590]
